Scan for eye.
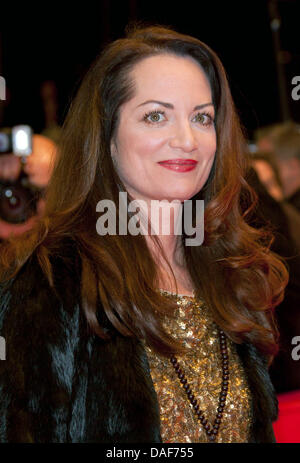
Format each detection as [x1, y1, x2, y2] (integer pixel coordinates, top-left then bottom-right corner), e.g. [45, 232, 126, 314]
[143, 110, 166, 124]
[192, 112, 214, 126]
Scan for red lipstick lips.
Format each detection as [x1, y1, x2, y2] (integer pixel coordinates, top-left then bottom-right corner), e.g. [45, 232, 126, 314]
[158, 159, 198, 172]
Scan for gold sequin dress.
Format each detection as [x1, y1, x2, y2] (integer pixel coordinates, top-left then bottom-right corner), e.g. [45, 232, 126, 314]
[144, 290, 253, 443]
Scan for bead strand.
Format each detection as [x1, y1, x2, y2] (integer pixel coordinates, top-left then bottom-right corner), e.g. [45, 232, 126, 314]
[170, 328, 229, 443]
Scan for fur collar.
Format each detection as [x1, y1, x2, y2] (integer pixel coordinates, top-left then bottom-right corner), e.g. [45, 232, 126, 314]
[0, 246, 277, 442]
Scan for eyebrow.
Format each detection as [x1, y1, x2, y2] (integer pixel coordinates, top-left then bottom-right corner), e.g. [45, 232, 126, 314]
[137, 100, 214, 111]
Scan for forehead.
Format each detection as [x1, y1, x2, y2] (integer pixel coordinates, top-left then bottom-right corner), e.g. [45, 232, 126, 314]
[128, 53, 212, 100]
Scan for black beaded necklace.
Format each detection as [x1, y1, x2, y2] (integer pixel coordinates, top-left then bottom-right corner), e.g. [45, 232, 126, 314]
[170, 329, 229, 443]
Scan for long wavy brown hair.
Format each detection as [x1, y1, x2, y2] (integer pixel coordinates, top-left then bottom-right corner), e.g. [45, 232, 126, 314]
[0, 25, 288, 360]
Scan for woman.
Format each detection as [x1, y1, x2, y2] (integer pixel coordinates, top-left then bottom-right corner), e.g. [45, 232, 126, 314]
[0, 25, 288, 443]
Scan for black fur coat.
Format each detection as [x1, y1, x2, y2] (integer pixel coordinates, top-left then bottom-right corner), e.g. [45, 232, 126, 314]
[0, 244, 278, 443]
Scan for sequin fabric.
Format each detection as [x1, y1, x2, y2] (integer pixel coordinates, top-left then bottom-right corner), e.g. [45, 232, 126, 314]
[144, 290, 253, 443]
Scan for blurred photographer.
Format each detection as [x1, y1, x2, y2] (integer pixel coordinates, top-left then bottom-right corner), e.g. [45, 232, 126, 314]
[0, 128, 56, 240]
[255, 122, 300, 211]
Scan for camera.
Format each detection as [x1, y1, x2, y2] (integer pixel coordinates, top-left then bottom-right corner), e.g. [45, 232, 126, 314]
[0, 125, 42, 224]
[0, 125, 32, 156]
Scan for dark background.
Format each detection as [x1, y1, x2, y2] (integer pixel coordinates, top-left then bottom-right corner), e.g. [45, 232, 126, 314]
[0, 0, 299, 140]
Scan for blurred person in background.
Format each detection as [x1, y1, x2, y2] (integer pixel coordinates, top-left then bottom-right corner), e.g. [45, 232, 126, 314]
[246, 151, 300, 393]
[0, 134, 56, 240]
[251, 150, 300, 253]
[255, 122, 300, 212]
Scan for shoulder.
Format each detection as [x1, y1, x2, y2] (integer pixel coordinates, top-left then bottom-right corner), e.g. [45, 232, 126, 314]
[0, 240, 92, 442]
[0, 238, 83, 353]
[3, 237, 81, 301]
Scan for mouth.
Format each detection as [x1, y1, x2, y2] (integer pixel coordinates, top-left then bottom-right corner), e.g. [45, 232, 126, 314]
[158, 159, 198, 172]
[158, 159, 197, 165]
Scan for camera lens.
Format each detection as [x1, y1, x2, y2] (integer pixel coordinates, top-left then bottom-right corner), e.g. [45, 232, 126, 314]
[0, 184, 37, 224]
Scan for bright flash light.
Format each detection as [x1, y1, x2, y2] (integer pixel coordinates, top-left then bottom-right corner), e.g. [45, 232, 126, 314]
[15, 130, 29, 150]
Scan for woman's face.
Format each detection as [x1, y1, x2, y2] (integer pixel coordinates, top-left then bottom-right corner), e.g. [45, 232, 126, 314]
[111, 54, 217, 204]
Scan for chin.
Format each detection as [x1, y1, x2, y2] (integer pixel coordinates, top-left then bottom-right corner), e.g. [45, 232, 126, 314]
[155, 194, 194, 203]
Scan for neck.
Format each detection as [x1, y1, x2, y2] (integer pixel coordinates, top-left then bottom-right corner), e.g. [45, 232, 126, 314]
[135, 198, 185, 268]
[135, 198, 195, 294]
[146, 233, 184, 270]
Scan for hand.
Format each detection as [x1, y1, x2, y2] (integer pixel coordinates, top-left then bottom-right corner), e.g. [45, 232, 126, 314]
[0, 154, 22, 182]
[23, 134, 57, 188]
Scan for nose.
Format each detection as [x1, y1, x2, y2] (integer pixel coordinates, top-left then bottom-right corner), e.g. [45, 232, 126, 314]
[169, 121, 198, 153]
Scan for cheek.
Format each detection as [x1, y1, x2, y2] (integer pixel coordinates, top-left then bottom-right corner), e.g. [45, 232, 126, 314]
[117, 130, 165, 162]
[200, 131, 217, 159]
